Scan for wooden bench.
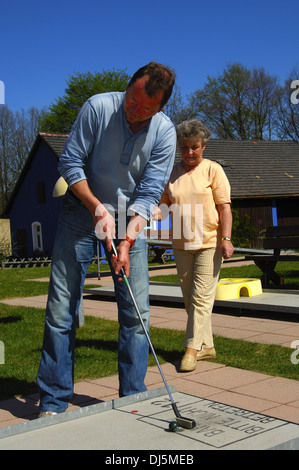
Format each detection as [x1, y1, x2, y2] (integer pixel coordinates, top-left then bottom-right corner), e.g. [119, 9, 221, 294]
[245, 225, 299, 288]
[145, 230, 173, 264]
[147, 239, 173, 264]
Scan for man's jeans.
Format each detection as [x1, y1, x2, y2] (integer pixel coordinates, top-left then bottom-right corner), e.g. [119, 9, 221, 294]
[37, 192, 150, 412]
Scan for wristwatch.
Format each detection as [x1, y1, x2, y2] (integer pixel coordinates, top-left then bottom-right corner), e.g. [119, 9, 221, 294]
[222, 237, 231, 242]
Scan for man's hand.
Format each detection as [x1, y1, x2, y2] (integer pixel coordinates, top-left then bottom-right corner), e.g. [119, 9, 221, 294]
[111, 240, 131, 278]
[94, 204, 116, 251]
[70, 181, 116, 250]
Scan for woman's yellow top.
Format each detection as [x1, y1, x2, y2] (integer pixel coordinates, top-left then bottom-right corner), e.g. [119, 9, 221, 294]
[160, 159, 231, 250]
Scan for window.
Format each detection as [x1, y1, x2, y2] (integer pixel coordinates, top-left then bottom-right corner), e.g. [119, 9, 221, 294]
[32, 222, 43, 252]
[36, 181, 46, 204]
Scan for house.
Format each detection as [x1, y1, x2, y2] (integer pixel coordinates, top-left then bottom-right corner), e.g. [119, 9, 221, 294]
[200, 140, 299, 247]
[3, 133, 68, 258]
[0, 219, 11, 256]
[3, 133, 299, 256]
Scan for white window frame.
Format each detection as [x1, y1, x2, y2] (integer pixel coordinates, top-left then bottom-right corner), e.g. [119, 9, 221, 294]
[32, 222, 43, 252]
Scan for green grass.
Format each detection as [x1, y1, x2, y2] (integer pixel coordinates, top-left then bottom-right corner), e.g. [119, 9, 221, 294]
[0, 303, 183, 400]
[0, 261, 298, 401]
[0, 266, 51, 299]
[0, 263, 106, 300]
[0, 303, 298, 401]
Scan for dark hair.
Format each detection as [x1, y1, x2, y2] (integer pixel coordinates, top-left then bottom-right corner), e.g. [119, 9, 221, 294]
[128, 62, 176, 108]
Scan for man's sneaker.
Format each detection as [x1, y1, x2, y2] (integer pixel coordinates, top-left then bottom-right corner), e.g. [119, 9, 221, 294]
[38, 411, 58, 418]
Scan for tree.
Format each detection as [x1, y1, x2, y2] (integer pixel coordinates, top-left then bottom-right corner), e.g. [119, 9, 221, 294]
[0, 105, 44, 215]
[0, 106, 15, 212]
[188, 63, 280, 140]
[248, 67, 280, 140]
[274, 67, 299, 142]
[12, 107, 47, 181]
[39, 69, 131, 133]
[163, 84, 191, 124]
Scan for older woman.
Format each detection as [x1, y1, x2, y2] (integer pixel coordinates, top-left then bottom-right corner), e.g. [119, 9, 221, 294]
[158, 120, 234, 372]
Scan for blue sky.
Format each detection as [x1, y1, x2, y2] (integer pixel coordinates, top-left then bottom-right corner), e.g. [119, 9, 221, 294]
[1, 0, 298, 113]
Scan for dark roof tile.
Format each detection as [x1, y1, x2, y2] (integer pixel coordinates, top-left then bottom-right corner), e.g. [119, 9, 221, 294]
[175, 139, 299, 198]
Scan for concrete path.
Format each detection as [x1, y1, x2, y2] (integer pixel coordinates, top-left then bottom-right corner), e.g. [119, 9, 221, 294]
[1, 389, 299, 450]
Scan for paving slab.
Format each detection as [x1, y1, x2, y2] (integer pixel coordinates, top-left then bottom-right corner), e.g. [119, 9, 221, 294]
[0, 388, 299, 450]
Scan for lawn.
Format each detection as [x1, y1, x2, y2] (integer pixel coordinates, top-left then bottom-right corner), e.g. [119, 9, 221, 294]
[0, 262, 108, 300]
[0, 260, 298, 401]
[0, 266, 51, 299]
[0, 303, 298, 401]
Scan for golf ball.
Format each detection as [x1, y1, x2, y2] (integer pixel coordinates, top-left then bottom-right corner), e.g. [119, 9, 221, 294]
[169, 421, 179, 432]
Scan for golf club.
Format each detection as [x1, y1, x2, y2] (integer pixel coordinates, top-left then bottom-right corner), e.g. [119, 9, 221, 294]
[111, 239, 196, 430]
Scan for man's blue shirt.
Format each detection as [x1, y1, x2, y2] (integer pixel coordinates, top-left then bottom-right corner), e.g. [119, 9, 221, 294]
[59, 91, 176, 219]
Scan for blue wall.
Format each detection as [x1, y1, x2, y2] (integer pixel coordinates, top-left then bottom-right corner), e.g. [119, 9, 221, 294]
[9, 140, 62, 257]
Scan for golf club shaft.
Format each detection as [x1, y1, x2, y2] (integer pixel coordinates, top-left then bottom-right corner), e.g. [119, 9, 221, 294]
[111, 240, 178, 411]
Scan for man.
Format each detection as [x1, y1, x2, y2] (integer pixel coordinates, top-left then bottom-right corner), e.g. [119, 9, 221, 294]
[37, 62, 177, 416]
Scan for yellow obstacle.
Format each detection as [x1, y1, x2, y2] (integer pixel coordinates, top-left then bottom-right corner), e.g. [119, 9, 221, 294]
[215, 278, 263, 301]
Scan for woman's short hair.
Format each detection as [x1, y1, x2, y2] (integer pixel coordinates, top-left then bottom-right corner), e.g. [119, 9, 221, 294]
[176, 119, 211, 145]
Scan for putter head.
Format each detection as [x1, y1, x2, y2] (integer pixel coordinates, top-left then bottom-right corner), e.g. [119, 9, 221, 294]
[176, 417, 196, 429]
[171, 403, 196, 429]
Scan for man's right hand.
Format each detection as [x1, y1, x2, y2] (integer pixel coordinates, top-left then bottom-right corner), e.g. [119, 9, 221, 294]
[111, 240, 131, 278]
[94, 204, 116, 251]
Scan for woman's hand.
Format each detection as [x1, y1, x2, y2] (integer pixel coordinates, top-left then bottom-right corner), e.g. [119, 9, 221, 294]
[151, 205, 162, 221]
[217, 203, 234, 260]
[221, 239, 234, 260]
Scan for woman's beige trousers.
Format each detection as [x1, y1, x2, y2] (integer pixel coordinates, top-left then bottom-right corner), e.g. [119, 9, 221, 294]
[173, 247, 222, 350]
